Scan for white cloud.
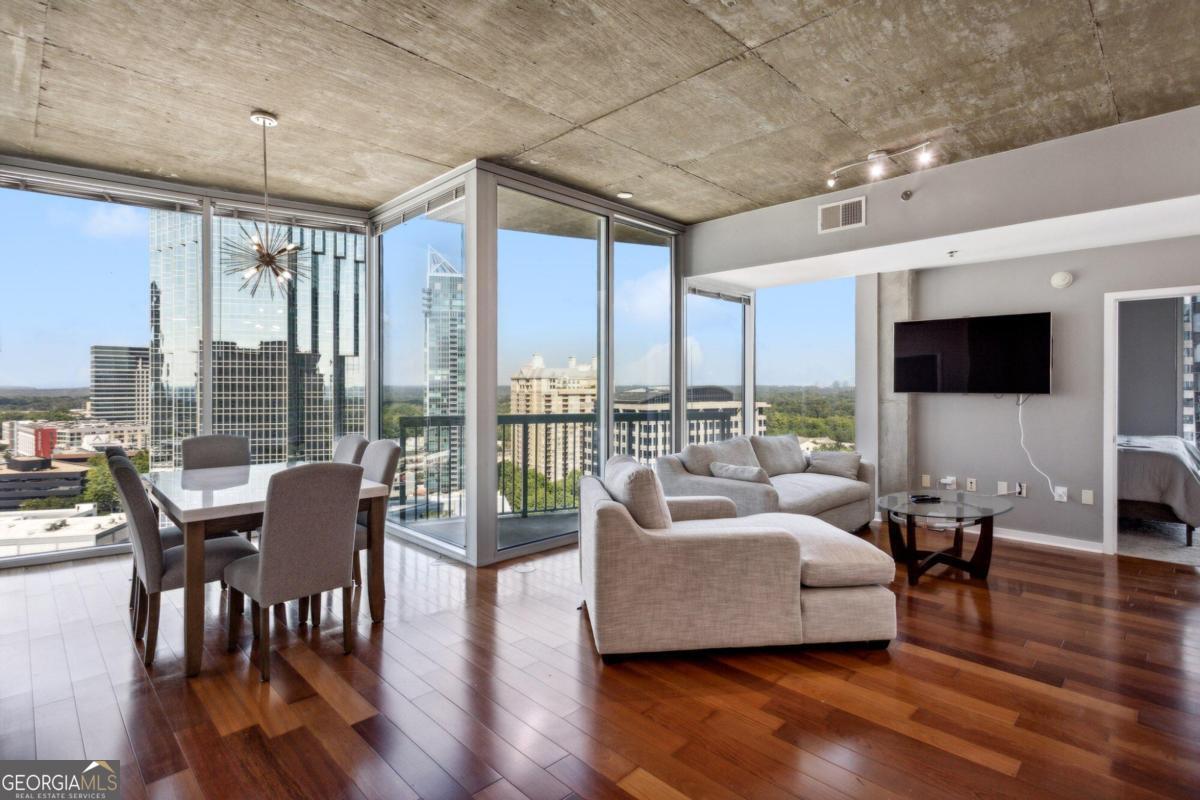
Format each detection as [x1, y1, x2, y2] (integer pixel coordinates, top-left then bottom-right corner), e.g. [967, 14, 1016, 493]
[83, 204, 146, 238]
[617, 342, 670, 386]
[615, 269, 671, 326]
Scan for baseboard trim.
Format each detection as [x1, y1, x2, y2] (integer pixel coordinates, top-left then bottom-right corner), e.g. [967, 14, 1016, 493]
[872, 512, 1104, 554]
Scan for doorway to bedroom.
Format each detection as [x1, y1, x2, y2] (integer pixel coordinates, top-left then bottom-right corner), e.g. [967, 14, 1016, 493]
[1104, 286, 1200, 565]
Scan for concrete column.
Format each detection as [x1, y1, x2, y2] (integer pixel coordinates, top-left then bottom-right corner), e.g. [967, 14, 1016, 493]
[877, 270, 915, 495]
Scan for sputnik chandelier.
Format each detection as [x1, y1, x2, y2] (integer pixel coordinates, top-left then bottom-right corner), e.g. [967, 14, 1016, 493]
[221, 110, 305, 298]
[826, 141, 935, 189]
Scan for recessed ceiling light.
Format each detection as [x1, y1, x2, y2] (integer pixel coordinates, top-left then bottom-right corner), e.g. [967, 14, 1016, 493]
[616, 191, 634, 200]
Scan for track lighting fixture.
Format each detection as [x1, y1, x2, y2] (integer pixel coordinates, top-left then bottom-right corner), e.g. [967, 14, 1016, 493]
[826, 140, 937, 189]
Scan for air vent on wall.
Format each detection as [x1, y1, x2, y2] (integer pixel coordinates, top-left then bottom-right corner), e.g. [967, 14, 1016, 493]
[818, 196, 866, 234]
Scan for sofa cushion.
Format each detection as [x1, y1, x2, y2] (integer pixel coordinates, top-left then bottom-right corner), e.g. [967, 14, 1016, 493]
[603, 455, 672, 529]
[750, 435, 808, 476]
[710, 462, 770, 484]
[678, 436, 759, 476]
[673, 513, 894, 587]
[808, 451, 862, 480]
[770, 472, 870, 516]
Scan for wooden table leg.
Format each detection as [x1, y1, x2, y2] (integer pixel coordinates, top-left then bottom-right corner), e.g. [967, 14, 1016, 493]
[887, 513, 907, 561]
[969, 514, 995, 579]
[905, 513, 922, 586]
[183, 520, 206, 677]
[367, 496, 385, 624]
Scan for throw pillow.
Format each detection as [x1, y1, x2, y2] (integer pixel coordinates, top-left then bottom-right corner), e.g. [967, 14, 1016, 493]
[602, 455, 672, 529]
[750, 434, 808, 476]
[807, 451, 862, 481]
[710, 462, 771, 484]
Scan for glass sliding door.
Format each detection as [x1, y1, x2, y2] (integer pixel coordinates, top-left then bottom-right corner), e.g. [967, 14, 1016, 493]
[685, 289, 750, 444]
[496, 187, 602, 549]
[612, 222, 673, 463]
[210, 216, 367, 464]
[380, 196, 468, 549]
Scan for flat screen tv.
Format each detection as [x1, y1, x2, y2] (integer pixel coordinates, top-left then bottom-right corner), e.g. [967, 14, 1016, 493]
[894, 312, 1052, 394]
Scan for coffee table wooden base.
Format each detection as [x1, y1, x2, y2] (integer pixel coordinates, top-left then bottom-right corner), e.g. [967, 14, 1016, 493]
[887, 512, 995, 585]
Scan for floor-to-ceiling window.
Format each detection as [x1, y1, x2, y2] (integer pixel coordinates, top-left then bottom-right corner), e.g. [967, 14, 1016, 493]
[496, 187, 602, 549]
[755, 278, 856, 451]
[612, 222, 673, 463]
[210, 215, 367, 464]
[379, 193, 468, 549]
[685, 288, 749, 444]
[0, 189, 199, 559]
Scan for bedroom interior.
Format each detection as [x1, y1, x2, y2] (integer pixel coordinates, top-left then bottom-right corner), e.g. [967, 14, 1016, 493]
[2, 2, 1199, 798]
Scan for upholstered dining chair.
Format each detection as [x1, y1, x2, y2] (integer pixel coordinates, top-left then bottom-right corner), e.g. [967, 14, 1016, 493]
[351, 439, 401, 587]
[223, 463, 363, 681]
[332, 433, 369, 464]
[110, 455, 258, 666]
[182, 434, 251, 470]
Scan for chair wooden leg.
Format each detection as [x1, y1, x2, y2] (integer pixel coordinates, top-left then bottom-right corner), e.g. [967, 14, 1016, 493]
[143, 593, 160, 666]
[129, 564, 138, 609]
[298, 595, 310, 625]
[352, 553, 361, 586]
[134, 583, 148, 641]
[251, 600, 261, 639]
[310, 594, 322, 627]
[257, 605, 271, 682]
[342, 586, 353, 655]
[228, 589, 243, 652]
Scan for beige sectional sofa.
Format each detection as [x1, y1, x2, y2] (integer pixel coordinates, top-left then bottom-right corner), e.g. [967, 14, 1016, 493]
[579, 455, 896, 656]
[656, 435, 876, 532]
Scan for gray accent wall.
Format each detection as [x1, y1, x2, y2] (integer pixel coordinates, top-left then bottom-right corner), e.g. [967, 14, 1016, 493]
[1118, 298, 1182, 436]
[909, 235, 1200, 542]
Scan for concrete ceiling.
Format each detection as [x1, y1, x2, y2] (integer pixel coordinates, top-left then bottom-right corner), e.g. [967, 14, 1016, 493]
[2, 0, 1197, 224]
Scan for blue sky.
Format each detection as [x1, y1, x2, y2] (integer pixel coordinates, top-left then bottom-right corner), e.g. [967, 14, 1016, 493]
[2, 188, 854, 389]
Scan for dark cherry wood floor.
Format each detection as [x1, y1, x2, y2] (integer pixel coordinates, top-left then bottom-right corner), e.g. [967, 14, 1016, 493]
[2, 524, 1199, 800]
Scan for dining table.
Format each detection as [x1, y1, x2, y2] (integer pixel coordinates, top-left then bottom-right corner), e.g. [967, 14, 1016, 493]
[144, 461, 390, 677]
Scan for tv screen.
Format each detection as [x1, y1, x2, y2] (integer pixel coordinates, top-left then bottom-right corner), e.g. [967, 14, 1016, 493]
[894, 312, 1052, 394]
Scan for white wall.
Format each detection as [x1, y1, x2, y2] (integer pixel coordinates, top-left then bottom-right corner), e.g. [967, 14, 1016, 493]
[911, 236, 1200, 543]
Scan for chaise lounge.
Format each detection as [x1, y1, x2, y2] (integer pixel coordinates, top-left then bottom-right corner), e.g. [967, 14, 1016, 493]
[580, 455, 896, 656]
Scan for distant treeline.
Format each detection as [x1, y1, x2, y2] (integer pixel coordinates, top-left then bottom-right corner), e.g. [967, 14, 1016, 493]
[758, 384, 855, 445]
[0, 391, 86, 423]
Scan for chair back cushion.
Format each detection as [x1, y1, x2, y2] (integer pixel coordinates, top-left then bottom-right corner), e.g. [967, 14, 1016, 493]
[109, 455, 164, 591]
[602, 455, 672, 529]
[182, 435, 251, 470]
[710, 462, 771, 484]
[257, 463, 363, 605]
[807, 451, 862, 481]
[332, 434, 369, 464]
[678, 436, 759, 476]
[750, 435, 809, 476]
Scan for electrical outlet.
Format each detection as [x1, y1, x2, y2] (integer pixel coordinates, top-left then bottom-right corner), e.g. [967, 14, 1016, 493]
[1081, 489, 1094, 505]
[1016, 481, 1028, 498]
[997, 480, 1008, 495]
[966, 478, 977, 492]
[1053, 486, 1069, 502]
[920, 474, 931, 488]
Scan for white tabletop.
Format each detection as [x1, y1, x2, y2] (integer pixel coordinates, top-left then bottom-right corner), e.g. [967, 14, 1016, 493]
[145, 462, 390, 524]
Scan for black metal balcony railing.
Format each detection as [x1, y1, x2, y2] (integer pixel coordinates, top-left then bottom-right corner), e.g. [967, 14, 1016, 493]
[384, 409, 740, 526]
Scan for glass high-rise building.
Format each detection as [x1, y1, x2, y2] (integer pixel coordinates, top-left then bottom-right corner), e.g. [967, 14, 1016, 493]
[90, 345, 150, 424]
[423, 246, 465, 491]
[148, 210, 366, 468]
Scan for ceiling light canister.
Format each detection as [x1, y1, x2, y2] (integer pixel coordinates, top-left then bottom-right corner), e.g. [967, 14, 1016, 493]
[616, 191, 634, 200]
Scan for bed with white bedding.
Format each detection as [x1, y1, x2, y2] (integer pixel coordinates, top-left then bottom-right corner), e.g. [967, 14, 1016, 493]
[1118, 435, 1200, 547]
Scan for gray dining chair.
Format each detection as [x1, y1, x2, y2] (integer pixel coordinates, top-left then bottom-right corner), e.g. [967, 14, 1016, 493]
[332, 433, 369, 464]
[110, 455, 258, 666]
[223, 462, 363, 681]
[182, 434, 251, 470]
[352, 440, 401, 587]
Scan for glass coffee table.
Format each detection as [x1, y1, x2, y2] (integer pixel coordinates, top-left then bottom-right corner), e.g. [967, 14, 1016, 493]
[878, 490, 1014, 585]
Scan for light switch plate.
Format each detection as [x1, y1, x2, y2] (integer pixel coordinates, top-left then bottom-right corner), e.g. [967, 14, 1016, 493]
[997, 480, 1008, 495]
[966, 478, 977, 492]
[920, 474, 931, 488]
[1081, 489, 1094, 505]
[1016, 482, 1028, 498]
[1053, 486, 1069, 502]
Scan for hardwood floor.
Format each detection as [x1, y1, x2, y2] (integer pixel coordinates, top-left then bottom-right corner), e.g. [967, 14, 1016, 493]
[2, 524, 1198, 799]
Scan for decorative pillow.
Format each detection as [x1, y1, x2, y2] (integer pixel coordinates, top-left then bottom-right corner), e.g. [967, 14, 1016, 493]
[807, 451, 862, 481]
[678, 436, 759, 475]
[750, 434, 808, 476]
[710, 462, 771, 484]
[603, 455, 672, 529]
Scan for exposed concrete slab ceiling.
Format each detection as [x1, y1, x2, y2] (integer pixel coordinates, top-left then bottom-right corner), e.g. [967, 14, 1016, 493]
[0, 0, 1196, 223]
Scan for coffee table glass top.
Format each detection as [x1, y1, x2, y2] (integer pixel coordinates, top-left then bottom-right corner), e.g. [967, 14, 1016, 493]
[878, 489, 1014, 519]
